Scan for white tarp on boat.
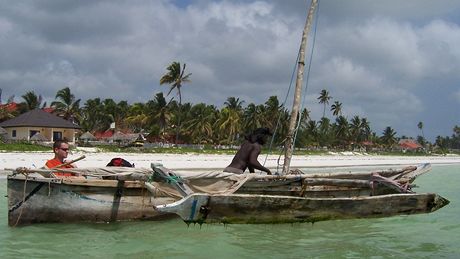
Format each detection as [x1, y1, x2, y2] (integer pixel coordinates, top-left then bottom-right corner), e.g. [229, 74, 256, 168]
[14, 166, 254, 197]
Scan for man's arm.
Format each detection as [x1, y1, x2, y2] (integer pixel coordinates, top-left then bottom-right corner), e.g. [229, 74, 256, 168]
[248, 144, 271, 174]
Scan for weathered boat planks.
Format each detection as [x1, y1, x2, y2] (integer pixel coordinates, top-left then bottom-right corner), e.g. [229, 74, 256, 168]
[7, 175, 175, 226]
[156, 192, 450, 224]
[6, 163, 447, 226]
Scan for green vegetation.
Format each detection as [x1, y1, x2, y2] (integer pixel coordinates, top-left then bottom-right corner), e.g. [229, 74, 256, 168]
[0, 142, 49, 152]
[1, 63, 459, 153]
[0, 142, 450, 157]
[94, 145, 237, 154]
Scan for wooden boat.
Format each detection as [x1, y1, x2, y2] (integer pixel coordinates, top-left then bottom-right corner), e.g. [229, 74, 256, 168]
[156, 192, 449, 224]
[7, 167, 175, 226]
[6, 163, 445, 226]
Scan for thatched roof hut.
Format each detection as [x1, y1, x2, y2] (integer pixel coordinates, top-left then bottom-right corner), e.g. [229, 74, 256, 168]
[80, 131, 96, 141]
[30, 132, 49, 142]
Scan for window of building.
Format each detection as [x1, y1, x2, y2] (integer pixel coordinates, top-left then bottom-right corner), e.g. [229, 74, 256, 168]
[30, 130, 40, 137]
[53, 131, 63, 141]
[12, 130, 16, 138]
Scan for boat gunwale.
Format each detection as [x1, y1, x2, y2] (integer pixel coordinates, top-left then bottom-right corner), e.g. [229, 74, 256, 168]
[7, 175, 146, 188]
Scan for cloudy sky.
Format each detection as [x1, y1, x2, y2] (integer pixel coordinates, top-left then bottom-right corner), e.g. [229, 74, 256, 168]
[1, 0, 459, 141]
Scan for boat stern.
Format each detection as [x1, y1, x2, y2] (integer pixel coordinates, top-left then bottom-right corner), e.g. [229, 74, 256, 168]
[429, 193, 450, 212]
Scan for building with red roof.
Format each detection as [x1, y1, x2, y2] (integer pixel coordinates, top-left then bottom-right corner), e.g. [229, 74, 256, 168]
[398, 139, 422, 151]
[94, 129, 114, 140]
[0, 102, 18, 112]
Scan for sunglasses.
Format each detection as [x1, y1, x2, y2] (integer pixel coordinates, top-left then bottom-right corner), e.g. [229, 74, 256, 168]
[58, 148, 70, 152]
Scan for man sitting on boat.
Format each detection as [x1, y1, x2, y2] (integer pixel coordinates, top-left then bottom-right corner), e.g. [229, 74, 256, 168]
[44, 139, 78, 177]
[224, 127, 272, 175]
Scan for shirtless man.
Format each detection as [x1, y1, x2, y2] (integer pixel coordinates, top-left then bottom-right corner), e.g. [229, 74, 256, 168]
[224, 127, 272, 175]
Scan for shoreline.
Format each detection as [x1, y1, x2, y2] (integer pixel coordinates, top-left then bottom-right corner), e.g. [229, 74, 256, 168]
[1, 151, 460, 175]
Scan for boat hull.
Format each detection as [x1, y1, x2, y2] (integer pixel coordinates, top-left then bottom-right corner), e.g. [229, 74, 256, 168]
[6, 163, 439, 226]
[7, 176, 176, 226]
[157, 192, 450, 224]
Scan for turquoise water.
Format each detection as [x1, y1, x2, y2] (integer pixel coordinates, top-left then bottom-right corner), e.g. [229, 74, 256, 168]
[1, 165, 459, 258]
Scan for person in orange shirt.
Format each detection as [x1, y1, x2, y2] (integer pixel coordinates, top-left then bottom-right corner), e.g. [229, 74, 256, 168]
[45, 140, 76, 177]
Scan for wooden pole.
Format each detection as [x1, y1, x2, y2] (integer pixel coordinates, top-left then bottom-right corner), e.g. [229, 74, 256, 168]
[49, 155, 86, 178]
[53, 155, 86, 168]
[283, 0, 318, 175]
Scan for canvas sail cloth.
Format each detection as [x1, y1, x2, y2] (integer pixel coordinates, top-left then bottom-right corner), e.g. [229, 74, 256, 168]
[162, 171, 255, 198]
[23, 167, 255, 199]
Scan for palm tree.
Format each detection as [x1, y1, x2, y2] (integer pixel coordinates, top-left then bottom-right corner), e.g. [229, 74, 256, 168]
[435, 135, 448, 153]
[150, 92, 172, 139]
[452, 125, 460, 150]
[330, 101, 342, 117]
[317, 89, 332, 118]
[19, 91, 43, 112]
[264, 96, 282, 130]
[318, 117, 331, 147]
[243, 103, 264, 131]
[51, 87, 81, 123]
[216, 107, 242, 144]
[0, 106, 15, 122]
[159, 61, 192, 143]
[360, 118, 371, 141]
[349, 116, 362, 144]
[159, 61, 192, 106]
[224, 97, 244, 110]
[454, 125, 460, 137]
[125, 102, 149, 132]
[222, 97, 244, 142]
[300, 108, 310, 127]
[304, 120, 318, 146]
[417, 121, 425, 139]
[102, 99, 118, 129]
[381, 126, 398, 150]
[334, 115, 349, 148]
[176, 102, 193, 142]
[81, 98, 111, 132]
[185, 103, 217, 144]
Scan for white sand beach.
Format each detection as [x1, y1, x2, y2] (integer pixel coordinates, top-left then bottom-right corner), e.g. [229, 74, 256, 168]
[1, 148, 460, 173]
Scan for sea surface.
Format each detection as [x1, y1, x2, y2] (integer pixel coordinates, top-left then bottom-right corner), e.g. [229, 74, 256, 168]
[0, 165, 459, 258]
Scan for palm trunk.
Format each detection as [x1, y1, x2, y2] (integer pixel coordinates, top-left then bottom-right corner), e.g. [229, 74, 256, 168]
[283, 0, 318, 175]
[175, 89, 182, 144]
[175, 107, 181, 144]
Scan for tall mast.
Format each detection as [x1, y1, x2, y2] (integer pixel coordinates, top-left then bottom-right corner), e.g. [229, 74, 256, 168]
[282, 0, 318, 175]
